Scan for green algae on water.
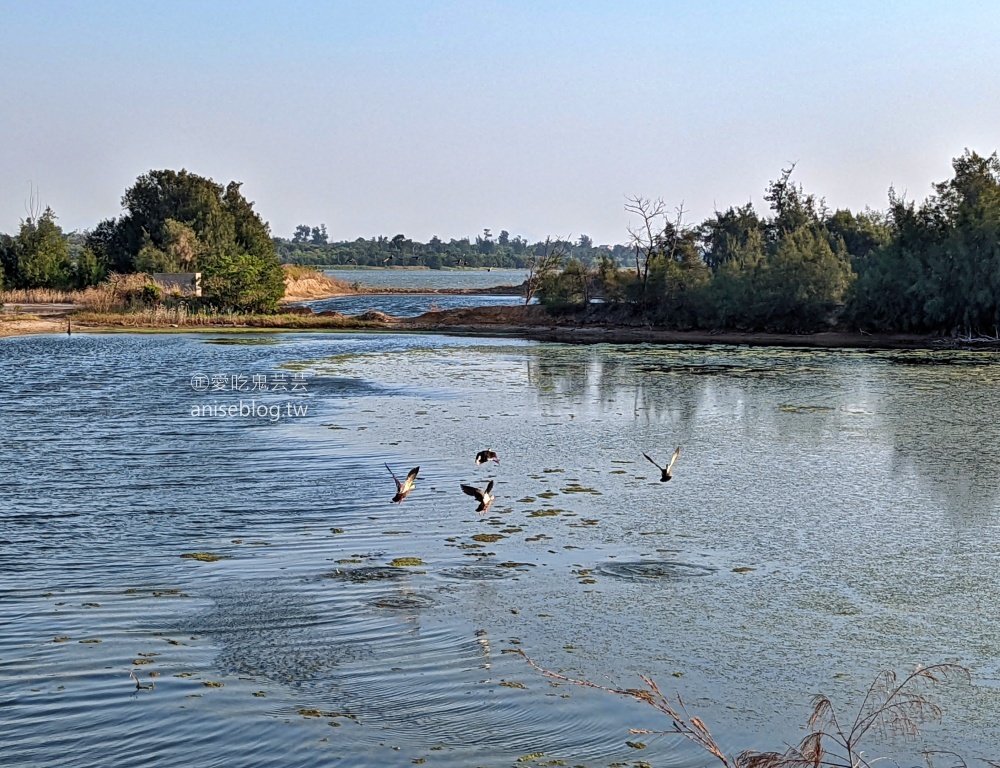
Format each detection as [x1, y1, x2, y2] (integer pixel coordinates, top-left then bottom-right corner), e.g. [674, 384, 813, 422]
[180, 552, 228, 562]
[388, 557, 424, 567]
[471, 533, 506, 543]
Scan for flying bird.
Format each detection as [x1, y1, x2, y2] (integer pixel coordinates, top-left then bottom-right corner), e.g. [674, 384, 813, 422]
[461, 480, 495, 514]
[475, 449, 500, 466]
[386, 464, 419, 503]
[643, 447, 681, 482]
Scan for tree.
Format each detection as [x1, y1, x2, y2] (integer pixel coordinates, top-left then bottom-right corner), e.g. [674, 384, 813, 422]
[293, 224, 311, 243]
[84, 218, 132, 274]
[845, 150, 1000, 334]
[700, 203, 764, 272]
[310, 224, 328, 245]
[4, 206, 72, 289]
[101, 169, 285, 311]
[764, 163, 823, 237]
[524, 237, 566, 305]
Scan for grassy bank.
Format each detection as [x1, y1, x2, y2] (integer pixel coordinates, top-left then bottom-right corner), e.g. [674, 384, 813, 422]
[70, 307, 389, 330]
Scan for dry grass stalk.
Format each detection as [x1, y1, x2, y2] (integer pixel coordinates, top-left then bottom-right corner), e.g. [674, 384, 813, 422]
[518, 650, 732, 765]
[519, 653, 976, 768]
[0, 287, 84, 304]
[281, 264, 355, 301]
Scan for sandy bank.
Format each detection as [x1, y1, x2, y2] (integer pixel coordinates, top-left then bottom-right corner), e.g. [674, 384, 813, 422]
[0, 304, 76, 338]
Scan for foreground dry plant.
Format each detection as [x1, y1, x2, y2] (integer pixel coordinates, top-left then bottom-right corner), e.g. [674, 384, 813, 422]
[520, 654, 987, 768]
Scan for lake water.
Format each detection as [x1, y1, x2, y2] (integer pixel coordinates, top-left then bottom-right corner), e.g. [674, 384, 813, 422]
[323, 268, 529, 290]
[309, 268, 530, 317]
[306, 292, 527, 318]
[2, 333, 1000, 766]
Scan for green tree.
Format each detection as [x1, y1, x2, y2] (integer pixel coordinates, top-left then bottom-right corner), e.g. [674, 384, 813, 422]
[845, 150, 1000, 334]
[102, 170, 285, 311]
[700, 202, 763, 272]
[73, 247, 105, 288]
[5, 207, 72, 289]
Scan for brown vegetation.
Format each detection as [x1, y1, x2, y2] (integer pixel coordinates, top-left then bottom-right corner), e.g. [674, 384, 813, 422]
[0, 287, 84, 304]
[520, 654, 980, 768]
[69, 307, 385, 330]
[281, 264, 356, 302]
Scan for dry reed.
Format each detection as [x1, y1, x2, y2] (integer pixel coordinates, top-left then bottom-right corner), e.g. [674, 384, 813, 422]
[519, 653, 980, 768]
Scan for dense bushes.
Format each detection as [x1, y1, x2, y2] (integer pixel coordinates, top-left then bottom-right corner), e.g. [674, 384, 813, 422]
[537, 151, 999, 334]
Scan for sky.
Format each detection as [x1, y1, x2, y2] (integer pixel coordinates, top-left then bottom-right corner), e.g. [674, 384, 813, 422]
[2, 0, 999, 245]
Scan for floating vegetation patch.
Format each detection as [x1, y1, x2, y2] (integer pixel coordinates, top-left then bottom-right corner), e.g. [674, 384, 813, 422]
[180, 552, 228, 562]
[777, 404, 834, 414]
[202, 681, 224, 688]
[53, 636, 71, 643]
[440, 565, 516, 581]
[561, 484, 602, 495]
[732, 566, 757, 573]
[80, 638, 101, 644]
[637, 363, 751, 376]
[517, 497, 535, 503]
[883, 351, 998, 366]
[388, 557, 425, 567]
[537, 491, 558, 499]
[324, 566, 411, 582]
[527, 509, 562, 517]
[542, 468, 564, 474]
[330, 528, 344, 534]
[597, 560, 717, 581]
[500, 680, 527, 689]
[369, 594, 435, 610]
[471, 533, 506, 543]
[499, 561, 536, 569]
[203, 337, 278, 346]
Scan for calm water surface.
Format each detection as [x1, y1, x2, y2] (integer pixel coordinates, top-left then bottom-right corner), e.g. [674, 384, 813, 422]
[310, 268, 529, 317]
[306, 293, 526, 318]
[2, 332, 1000, 766]
[323, 268, 528, 290]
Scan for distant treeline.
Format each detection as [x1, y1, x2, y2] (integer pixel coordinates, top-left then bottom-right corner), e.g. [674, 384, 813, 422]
[275, 229, 631, 270]
[533, 150, 1000, 336]
[2, 150, 999, 332]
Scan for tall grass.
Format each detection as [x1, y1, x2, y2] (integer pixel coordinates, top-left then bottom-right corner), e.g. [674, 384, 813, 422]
[71, 306, 385, 329]
[0, 287, 85, 304]
[281, 263, 355, 300]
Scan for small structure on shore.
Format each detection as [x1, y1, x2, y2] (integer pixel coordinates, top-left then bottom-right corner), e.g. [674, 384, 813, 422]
[153, 273, 202, 297]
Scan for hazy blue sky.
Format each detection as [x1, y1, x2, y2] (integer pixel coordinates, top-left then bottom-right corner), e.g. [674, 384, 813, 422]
[2, 0, 998, 245]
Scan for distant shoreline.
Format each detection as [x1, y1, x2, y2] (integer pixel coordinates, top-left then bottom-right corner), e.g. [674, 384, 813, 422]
[2, 302, 995, 351]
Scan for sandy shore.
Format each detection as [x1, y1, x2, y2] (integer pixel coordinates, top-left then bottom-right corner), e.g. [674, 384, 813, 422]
[0, 304, 75, 337]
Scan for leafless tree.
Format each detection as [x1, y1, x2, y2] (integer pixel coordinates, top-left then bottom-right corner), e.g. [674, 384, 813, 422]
[523, 236, 567, 305]
[625, 195, 690, 304]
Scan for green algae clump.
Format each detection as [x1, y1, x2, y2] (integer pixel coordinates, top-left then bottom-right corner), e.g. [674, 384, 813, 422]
[389, 557, 425, 567]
